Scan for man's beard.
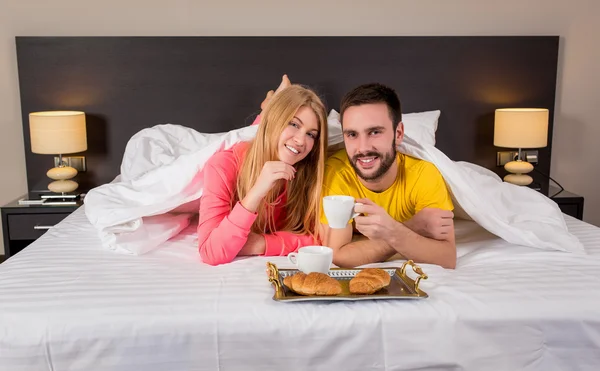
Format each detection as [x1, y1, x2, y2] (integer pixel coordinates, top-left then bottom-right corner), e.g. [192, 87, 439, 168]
[349, 140, 397, 182]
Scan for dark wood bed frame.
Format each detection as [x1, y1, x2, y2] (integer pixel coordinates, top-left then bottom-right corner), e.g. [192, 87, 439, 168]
[15, 36, 559, 194]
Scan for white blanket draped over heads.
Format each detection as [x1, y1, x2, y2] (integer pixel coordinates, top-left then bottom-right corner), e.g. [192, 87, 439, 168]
[83, 110, 584, 256]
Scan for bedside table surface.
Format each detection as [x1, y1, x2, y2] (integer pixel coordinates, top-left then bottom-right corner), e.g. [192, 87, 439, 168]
[547, 187, 583, 201]
[2, 195, 83, 212]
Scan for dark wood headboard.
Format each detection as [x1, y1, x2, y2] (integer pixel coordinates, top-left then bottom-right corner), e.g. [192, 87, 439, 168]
[15, 36, 559, 193]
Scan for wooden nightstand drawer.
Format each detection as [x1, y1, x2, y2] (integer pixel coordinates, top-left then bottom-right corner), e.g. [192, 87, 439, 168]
[7, 213, 71, 240]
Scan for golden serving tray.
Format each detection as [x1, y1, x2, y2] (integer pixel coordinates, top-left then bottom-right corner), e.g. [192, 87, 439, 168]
[266, 260, 429, 302]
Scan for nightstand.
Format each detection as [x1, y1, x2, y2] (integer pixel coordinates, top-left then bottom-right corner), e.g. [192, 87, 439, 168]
[1, 195, 83, 260]
[547, 187, 584, 220]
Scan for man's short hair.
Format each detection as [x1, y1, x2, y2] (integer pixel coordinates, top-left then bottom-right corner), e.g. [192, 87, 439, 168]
[340, 83, 402, 130]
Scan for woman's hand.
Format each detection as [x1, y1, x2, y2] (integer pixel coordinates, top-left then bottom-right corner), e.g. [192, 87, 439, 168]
[253, 161, 296, 196]
[241, 161, 296, 212]
[260, 74, 291, 111]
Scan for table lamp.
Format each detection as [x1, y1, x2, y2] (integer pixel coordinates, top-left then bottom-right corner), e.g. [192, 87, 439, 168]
[494, 108, 549, 186]
[29, 111, 87, 194]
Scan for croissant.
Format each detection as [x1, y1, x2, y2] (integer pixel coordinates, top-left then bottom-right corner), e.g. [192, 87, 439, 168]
[283, 272, 342, 296]
[349, 268, 391, 295]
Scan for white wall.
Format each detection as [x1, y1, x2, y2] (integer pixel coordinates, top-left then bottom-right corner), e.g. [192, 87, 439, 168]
[1, 0, 599, 255]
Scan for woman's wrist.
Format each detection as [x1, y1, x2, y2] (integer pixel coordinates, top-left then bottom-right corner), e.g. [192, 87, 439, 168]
[240, 188, 264, 213]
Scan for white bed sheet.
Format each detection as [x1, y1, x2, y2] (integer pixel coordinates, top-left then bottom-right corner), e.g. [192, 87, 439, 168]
[1, 207, 600, 371]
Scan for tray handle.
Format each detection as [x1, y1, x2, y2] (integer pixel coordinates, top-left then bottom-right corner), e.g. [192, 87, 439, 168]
[266, 262, 283, 292]
[400, 260, 428, 292]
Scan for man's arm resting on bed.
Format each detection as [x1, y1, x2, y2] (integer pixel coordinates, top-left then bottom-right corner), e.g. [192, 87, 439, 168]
[327, 221, 456, 269]
[321, 223, 397, 268]
[403, 207, 455, 241]
[386, 222, 456, 269]
[353, 199, 456, 269]
[323, 222, 455, 269]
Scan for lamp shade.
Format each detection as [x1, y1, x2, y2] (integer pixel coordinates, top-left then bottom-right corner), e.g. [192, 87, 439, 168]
[29, 111, 87, 154]
[494, 108, 549, 148]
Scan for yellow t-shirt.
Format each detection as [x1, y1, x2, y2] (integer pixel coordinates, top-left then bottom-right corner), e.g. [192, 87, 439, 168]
[320, 149, 453, 224]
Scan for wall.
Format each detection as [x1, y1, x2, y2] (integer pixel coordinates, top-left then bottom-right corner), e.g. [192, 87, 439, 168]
[1, 0, 598, 255]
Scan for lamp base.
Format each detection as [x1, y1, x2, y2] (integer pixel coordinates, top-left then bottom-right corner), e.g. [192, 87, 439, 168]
[48, 180, 79, 193]
[504, 173, 533, 186]
[503, 160, 534, 186]
[46, 165, 79, 193]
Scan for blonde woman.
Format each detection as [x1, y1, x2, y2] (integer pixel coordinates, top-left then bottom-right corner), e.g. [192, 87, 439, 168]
[197, 76, 329, 265]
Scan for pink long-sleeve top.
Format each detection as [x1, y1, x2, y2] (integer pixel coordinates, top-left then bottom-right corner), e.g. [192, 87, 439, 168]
[197, 118, 317, 265]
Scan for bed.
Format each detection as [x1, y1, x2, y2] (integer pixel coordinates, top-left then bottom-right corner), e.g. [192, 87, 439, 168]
[2, 36, 599, 370]
[1, 210, 600, 370]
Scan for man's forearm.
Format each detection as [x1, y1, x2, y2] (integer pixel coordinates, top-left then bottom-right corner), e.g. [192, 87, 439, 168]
[387, 223, 456, 269]
[333, 236, 397, 268]
[403, 218, 423, 236]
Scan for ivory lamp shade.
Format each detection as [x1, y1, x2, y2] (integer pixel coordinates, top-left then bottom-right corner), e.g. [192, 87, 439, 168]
[493, 108, 549, 149]
[29, 111, 87, 154]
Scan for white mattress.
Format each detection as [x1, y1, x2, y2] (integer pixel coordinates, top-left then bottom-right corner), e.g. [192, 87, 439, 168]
[1, 207, 600, 371]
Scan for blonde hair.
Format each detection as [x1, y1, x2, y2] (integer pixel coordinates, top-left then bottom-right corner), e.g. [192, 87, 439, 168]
[236, 85, 328, 242]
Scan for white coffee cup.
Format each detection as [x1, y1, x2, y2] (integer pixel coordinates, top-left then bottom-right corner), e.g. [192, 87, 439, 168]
[323, 195, 362, 229]
[287, 245, 333, 274]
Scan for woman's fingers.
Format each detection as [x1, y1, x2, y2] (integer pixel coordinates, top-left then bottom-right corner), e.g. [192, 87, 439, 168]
[275, 74, 291, 94]
[273, 169, 295, 181]
[260, 90, 275, 110]
[269, 161, 296, 175]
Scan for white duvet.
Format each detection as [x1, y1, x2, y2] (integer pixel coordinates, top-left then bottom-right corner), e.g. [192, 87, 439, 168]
[84, 111, 584, 256]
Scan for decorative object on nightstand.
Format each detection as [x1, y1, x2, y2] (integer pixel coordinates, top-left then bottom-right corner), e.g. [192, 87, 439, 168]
[29, 111, 87, 194]
[494, 108, 549, 186]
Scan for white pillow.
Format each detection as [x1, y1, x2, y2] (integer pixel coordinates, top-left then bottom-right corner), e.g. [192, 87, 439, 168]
[326, 109, 440, 147]
[402, 110, 440, 146]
